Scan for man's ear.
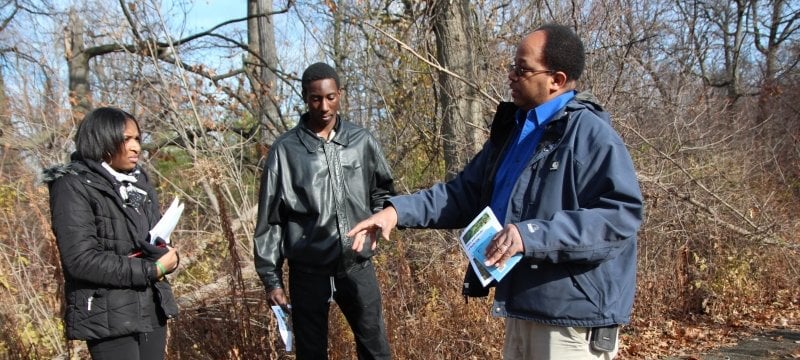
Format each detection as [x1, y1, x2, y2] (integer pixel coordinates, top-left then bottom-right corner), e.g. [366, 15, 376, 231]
[551, 71, 569, 89]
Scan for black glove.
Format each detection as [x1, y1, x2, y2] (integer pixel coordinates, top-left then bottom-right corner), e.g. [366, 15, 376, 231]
[135, 235, 169, 261]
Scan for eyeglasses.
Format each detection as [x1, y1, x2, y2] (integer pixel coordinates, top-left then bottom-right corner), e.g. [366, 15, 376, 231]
[507, 64, 554, 77]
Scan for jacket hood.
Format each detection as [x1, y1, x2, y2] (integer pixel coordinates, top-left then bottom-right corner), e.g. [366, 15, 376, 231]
[42, 162, 80, 184]
[42, 152, 89, 184]
[568, 90, 610, 124]
[42, 152, 147, 186]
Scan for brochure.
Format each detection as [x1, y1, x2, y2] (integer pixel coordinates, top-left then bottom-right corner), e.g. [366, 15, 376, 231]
[149, 197, 184, 244]
[459, 206, 522, 287]
[270, 305, 293, 352]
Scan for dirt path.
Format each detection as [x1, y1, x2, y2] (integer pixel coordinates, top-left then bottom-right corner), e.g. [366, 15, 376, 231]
[664, 329, 800, 359]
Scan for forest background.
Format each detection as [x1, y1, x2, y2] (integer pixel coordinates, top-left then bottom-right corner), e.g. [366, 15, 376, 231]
[0, 0, 798, 359]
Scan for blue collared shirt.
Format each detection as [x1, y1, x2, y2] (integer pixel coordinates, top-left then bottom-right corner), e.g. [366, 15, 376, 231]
[490, 91, 576, 224]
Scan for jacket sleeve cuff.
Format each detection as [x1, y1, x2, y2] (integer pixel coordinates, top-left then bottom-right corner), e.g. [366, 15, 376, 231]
[264, 283, 283, 293]
[145, 261, 159, 283]
[260, 275, 283, 292]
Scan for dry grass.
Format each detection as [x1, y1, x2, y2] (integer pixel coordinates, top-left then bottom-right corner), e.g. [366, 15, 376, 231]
[1, 186, 798, 360]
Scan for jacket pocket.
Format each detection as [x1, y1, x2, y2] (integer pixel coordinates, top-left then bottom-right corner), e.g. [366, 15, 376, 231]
[506, 264, 600, 320]
[68, 288, 110, 340]
[567, 265, 602, 313]
[105, 288, 146, 337]
[154, 281, 179, 319]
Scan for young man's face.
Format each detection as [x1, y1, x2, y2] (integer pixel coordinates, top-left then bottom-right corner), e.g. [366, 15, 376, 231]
[304, 78, 341, 128]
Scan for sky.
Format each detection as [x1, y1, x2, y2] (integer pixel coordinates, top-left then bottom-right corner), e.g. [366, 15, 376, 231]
[177, 0, 309, 115]
[181, 0, 247, 33]
[177, 1, 309, 68]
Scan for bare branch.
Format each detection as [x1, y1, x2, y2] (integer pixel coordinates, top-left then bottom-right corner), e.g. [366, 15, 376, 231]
[0, 3, 18, 32]
[619, 121, 761, 232]
[363, 22, 500, 106]
[118, 0, 143, 42]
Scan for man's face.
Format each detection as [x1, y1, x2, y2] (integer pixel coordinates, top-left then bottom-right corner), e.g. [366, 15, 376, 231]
[304, 78, 341, 127]
[508, 30, 556, 110]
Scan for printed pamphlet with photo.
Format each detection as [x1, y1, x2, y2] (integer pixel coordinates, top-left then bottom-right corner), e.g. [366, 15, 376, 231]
[459, 207, 522, 287]
[271, 305, 293, 352]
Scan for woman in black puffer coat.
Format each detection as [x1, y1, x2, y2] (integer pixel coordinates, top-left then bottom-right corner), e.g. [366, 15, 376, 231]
[43, 107, 179, 360]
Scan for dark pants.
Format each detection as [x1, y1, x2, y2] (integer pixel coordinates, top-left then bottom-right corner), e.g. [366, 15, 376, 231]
[289, 261, 391, 360]
[86, 325, 167, 360]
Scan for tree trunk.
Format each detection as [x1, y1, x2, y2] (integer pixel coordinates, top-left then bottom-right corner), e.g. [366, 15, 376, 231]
[755, 0, 787, 123]
[65, 8, 92, 123]
[725, 0, 747, 102]
[0, 70, 17, 180]
[330, 1, 347, 116]
[247, 0, 282, 147]
[432, 0, 482, 180]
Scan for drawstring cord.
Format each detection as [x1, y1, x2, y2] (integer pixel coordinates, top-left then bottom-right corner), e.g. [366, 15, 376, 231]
[327, 276, 337, 303]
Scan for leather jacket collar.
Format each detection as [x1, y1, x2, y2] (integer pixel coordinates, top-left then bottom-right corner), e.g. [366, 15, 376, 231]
[296, 113, 351, 152]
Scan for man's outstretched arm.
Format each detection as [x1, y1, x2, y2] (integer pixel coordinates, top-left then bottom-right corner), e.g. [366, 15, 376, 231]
[348, 206, 398, 252]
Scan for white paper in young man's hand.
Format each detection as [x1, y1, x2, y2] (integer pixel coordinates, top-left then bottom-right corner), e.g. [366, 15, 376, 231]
[149, 197, 184, 244]
[271, 305, 293, 352]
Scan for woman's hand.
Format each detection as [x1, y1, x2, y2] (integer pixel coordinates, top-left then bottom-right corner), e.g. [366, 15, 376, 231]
[155, 246, 179, 277]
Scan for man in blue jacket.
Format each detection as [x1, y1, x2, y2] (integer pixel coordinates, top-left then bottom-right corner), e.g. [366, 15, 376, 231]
[348, 24, 643, 359]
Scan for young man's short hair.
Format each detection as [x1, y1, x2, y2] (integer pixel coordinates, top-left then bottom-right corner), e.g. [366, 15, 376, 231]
[301, 62, 340, 98]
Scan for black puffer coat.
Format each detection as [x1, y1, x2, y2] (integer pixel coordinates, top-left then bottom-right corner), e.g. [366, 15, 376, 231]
[43, 154, 178, 340]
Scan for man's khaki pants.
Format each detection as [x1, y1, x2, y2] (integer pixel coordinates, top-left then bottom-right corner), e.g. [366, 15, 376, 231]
[503, 318, 619, 360]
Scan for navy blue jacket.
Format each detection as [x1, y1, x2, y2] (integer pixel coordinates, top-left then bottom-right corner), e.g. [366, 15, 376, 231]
[390, 94, 643, 327]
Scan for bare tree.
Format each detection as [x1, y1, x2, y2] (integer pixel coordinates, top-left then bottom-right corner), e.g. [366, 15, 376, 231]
[64, 9, 94, 121]
[677, 0, 750, 103]
[432, 0, 483, 179]
[64, 0, 294, 132]
[247, 0, 284, 147]
[750, 0, 800, 122]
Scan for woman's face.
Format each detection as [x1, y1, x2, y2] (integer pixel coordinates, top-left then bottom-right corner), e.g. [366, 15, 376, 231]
[108, 119, 141, 172]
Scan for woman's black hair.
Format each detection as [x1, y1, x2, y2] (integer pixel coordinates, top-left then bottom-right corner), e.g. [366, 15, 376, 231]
[74, 107, 139, 162]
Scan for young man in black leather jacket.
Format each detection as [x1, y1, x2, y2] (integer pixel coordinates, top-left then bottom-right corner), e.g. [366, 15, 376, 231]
[253, 63, 395, 359]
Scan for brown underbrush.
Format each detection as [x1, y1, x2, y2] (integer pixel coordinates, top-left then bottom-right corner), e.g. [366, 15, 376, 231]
[2, 155, 799, 359]
[2, 95, 799, 360]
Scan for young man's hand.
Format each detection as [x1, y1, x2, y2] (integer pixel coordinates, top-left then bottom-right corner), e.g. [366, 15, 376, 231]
[268, 288, 290, 314]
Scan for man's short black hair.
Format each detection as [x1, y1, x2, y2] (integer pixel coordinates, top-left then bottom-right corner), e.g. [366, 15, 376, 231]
[301, 62, 340, 97]
[536, 23, 585, 82]
[74, 107, 139, 162]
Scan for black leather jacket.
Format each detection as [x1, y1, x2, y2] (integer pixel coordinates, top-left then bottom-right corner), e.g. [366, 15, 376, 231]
[43, 154, 177, 340]
[253, 115, 395, 291]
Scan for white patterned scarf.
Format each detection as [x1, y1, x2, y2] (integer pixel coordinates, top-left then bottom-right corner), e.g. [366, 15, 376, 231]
[101, 162, 148, 209]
